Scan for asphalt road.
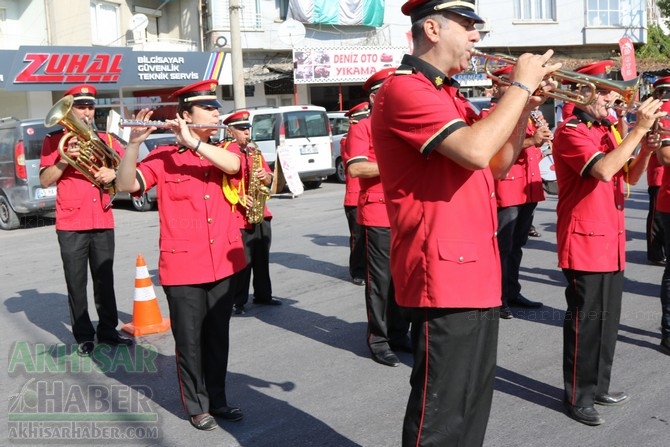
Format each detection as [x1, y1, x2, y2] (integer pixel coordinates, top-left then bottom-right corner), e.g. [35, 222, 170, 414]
[1, 180, 669, 447]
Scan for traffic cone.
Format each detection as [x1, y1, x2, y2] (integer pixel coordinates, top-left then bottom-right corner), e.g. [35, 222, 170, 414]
[122, 253, 171, 336]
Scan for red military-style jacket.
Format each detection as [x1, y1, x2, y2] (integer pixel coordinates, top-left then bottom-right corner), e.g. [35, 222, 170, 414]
[344, 117, 389, 228]
[135, 142, 247, 286]
[553, 111, 627, 272]
[341, 135, 362, 208]
[370, 54, 501, 309]
[40, 130, 124, 231]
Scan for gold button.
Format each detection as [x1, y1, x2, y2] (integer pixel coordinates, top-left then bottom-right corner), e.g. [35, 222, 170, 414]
[207, 218, 213, 223]
[210, 239, 214, 244]
[205, 172, 209, 177]
[459, 256, 464, 263]
[204, 194, 210, 200]
[490, 192, 495, 198]
[177, 178, 181, 182]
[171, 249, 175, 253]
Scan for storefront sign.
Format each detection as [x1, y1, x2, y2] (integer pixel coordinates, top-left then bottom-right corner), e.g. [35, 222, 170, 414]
[453, 73, 491, 87]
[1, 46, 232, 91]
[293, 46, 408, 84]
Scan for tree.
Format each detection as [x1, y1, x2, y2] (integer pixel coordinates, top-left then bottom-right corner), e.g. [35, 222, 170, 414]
[636, 24, 670, 63]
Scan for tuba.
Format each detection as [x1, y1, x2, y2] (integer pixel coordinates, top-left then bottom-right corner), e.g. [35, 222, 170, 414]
[245, 140, 271, 224]
[44, 95, 121, 208]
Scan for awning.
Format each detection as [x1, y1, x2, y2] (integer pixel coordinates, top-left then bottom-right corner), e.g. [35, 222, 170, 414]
[244, 62, 294, 85]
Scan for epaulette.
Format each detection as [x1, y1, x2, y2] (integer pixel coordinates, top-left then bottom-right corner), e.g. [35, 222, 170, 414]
[565, 119, 580, 128]
[394, 65, 415, 76]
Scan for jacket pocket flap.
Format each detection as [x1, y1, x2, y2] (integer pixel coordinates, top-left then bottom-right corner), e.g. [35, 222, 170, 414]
[159, 238, 190, 254]
[573, 219, 608, 236]
[437, 239, 478, 263]
[365, 191, 385, 204]
[164, 174, 190, 185]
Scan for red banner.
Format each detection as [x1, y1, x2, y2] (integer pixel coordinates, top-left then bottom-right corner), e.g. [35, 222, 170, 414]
[619, 37, 637, 81]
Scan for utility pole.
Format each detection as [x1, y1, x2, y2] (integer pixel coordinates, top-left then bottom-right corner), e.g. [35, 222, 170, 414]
[229, 0, 246, 109]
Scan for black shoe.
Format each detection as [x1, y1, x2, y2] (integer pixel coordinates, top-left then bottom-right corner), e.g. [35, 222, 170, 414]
[661, 337, 670, 355]
[565, 404, 604, 426]
[648, 258, 666, 266]
[233, 305, 246, 315]
[499, 306, 513, 319]
[253, 298, 282, 306]
[509, 295, 543, 308]
[390, 337, 412, 353]
[189, 413, 218, 431]
[371, 350, 400, 367]
[528, 226, 541, 237]
[98, 333, 134, 346]
[595, 392, 629, 406]
[77, 341, 95, 357]
[210, 406, 243, 422]
[352, 278, 366, 286]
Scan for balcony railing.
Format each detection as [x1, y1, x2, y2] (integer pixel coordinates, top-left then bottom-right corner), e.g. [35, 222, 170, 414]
[127, 38, 198, 52]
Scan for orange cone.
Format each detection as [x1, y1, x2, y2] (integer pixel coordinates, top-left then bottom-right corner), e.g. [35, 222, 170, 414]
[122, 253, 171, 336]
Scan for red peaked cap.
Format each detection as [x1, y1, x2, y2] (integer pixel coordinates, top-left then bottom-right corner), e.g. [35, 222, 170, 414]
[170, 79, 222, 108]
[562, 60, 613, 85]
[345, 102, 370, 118]
[65, 84, 97, 105]
[653, 76, 670, 89]
[401, 0, 484, 24]
[223, 110, 251, 129]
[491, 65, 513, 83]
[363, 68, 396, 93]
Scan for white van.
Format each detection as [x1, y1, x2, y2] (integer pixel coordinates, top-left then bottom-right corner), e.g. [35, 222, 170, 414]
[222, 105, 335, 189]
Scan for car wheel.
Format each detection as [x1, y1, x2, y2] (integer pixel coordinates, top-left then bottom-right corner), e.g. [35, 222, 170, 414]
[542, 180, 558, 196]
[303, 181, 322, 190]
[335, 157, 346, 183]
[132, 193, 153, 212]
[0, 195, 20, 230]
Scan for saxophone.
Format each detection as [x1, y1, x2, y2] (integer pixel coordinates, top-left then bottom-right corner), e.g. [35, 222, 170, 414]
[245, 140, 271, 224]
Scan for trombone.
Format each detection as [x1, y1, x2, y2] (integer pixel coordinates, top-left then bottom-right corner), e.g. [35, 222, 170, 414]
[472, 50, 641, 110]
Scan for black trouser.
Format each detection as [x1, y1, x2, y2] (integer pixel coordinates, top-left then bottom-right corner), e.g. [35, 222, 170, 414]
[562, 269, 623, 407]
[235, 218, 272, 306]
[164, 272, 241, 416]
[57, 229, 118, 343]
[364, 225, 409, 353]
[403, 307, 499, 447]
[657, 212, 670, 338]
[497, 202, 537, 306]
[647, 186, 665, 262]
[344, 205, 367, 280]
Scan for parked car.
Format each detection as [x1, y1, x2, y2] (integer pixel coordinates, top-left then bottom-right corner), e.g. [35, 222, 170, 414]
[327, 111, 349, 183]
[220, 105, 335, 189]
[113, 133, 177, 211]
[0, 117, 55, 230]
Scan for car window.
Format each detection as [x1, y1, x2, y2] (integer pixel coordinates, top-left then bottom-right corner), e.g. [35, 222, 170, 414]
[251, 114, 276, 142]
[21, 123, 50, 160]
[329, 117, 349, 136]
[285, 111, 328, 139]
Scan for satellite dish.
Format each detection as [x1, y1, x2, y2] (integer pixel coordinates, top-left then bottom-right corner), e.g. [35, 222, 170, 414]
[277, 19, 306, 46]
[129, 13, 149, 32]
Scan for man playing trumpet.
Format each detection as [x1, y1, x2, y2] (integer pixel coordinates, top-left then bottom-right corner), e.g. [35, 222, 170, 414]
[553, 60, 665, 426]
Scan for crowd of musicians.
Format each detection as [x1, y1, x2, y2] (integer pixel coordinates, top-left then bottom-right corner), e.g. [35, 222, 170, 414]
[37, 0, 670, 444]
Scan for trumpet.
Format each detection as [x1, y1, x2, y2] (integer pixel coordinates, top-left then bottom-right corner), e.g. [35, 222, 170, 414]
[119, 119, 228, 129]
[473, 50, 641, 109]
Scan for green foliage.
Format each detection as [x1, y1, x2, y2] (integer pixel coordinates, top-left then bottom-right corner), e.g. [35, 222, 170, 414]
[658, 0, 670, 17]
[637, 24, 670, 60]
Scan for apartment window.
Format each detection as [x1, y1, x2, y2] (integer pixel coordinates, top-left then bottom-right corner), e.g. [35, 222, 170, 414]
[587, 0, 623, 26]
[212, 0, 261, 30]
[90, 1, 120, 46]
[514, 0, 555, 20]
[0, 8, 6, 34]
